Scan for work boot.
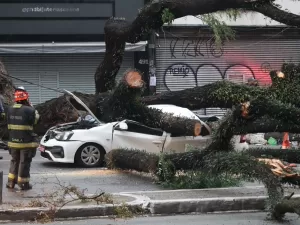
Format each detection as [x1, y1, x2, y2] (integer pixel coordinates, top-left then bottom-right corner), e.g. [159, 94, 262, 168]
[6, 180, 15, 189]
[18, 182, 32, 191]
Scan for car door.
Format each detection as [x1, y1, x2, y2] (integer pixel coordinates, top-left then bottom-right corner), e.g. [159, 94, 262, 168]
[111, 120, 167, 153]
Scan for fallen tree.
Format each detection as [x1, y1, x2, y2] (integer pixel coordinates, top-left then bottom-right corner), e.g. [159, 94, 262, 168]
[2, 0, 300, 221]
[106, 148, 300, 219]
[34, 69, 201, 137]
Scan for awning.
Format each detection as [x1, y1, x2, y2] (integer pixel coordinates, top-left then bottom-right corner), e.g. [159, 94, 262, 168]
[0, 41, 147, 54]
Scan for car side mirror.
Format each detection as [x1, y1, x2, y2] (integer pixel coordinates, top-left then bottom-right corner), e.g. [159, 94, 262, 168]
[118, 122, 128, 131]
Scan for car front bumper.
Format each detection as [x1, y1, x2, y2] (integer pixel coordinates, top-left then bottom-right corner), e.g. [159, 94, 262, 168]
[39, 139, 84, 163]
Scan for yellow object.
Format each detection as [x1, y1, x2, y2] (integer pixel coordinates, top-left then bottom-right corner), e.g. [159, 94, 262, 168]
[8, 173, 15, 180]
[8, 124, 33, 130]
[7, 142, 38, 149]
[18, 177, 30, 183]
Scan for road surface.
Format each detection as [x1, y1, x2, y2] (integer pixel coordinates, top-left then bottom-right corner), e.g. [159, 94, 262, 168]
[5, 213, 300, 225]
[0, 149, 161, 203]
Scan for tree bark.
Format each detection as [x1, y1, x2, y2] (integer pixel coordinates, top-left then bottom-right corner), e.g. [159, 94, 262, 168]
[33, 92, 96, 135]
[0, 61, 16, 139]
[94, 19, 127, 93]
[97, 69, 201, 136]
[105, 149, 159, 173]
[142, 81, 265, 110]
[0, 61, 14, 105]
[29, 77, 300, 136]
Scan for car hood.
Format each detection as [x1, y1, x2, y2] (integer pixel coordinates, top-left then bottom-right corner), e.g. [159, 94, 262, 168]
[63, 89, 102, 124]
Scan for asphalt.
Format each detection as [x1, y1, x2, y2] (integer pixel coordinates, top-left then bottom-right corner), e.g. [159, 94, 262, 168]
[0, 149, 162, 205]
[3, 213, 300, 225]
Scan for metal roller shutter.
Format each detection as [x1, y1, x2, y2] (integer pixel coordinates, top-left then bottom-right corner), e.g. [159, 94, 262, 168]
[156, 27, 300, 116]
[2, 55, 40, 104]
[1, 52, 134, 105]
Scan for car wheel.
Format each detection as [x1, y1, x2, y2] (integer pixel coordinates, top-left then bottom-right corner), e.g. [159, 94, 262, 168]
[75, 143, 104, 168]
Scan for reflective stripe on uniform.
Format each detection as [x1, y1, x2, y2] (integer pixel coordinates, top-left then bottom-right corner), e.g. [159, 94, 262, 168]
[8, 173, 16, 180]
[13, 104, 22, 108]
[7, 142, 38, 148]
[8, 124, 33, 130]
[34, 110, 40, 125]
[18, 177, 30, 183]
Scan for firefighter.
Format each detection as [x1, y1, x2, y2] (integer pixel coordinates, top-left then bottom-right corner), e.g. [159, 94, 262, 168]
[6, 87, 40, 190]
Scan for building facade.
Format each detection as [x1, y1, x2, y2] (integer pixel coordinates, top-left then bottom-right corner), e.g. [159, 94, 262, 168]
[150, 0, 300, 115]
[0, 0, 147, 104]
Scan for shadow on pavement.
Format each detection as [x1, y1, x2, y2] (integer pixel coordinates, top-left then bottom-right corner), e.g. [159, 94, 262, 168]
[39, 161, 82, 169]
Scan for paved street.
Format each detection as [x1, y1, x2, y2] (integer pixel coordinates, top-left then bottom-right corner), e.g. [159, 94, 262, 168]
[0, 149, 161, 203]
[4, 213, 300, 225]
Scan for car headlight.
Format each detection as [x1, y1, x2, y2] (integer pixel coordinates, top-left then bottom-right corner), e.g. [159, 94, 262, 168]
[55, 131, 74, 141]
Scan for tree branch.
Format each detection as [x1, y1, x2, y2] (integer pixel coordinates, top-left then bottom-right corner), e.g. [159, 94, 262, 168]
[252, 2, 300, 27]
[94, 0, 261, 93]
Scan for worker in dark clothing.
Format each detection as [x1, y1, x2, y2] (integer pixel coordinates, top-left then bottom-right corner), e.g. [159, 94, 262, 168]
[6, 87, 40, 190]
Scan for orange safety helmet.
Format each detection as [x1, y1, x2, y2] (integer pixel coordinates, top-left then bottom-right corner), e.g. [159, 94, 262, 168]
[14, 87, 29, 102]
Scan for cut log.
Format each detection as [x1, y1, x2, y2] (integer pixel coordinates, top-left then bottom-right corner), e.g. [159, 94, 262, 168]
[97, 69, 201, 136]
[124, 69, 144, 88]
[105, 149, 159, 173]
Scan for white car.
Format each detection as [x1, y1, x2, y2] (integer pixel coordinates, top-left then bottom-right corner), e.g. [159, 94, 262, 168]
[38, 90, 213, 167]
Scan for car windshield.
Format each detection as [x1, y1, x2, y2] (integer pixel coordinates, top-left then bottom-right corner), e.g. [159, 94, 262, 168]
[77, 114, 104, 126]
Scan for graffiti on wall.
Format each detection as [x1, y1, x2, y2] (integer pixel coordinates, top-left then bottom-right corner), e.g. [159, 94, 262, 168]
[164, 63, 257, 91]
[164, 37, 276, 91]
[170, 37, 224, 59]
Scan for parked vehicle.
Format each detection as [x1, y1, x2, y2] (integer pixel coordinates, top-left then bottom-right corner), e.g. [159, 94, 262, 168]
[38, 90, 213, 167]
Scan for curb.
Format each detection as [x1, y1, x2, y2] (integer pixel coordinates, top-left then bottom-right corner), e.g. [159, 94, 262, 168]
[1, 194, 299, 221]
[148, 196, 267, 214]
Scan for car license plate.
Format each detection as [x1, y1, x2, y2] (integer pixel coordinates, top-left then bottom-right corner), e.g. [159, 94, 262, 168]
[38, 145, 45, 152]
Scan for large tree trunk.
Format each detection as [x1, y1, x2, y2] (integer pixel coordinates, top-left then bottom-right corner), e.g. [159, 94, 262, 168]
[0, 61, 14, 105]
[33, 92, 96, 135]
[0, 61, 15, 139]
[94, 19, 127, 93]
[32, 70, 201, 136]
[96, 69, 201, 136]
[29, 75, 300, 135]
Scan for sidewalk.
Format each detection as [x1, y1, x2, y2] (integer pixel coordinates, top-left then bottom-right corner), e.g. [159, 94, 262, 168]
[0, 186, 299, 222]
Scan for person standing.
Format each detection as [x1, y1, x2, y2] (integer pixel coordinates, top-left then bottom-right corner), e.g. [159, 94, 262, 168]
[6, 87, 40, 190]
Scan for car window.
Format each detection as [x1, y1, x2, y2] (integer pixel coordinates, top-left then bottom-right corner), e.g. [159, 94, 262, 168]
[124, 121, 164, 136]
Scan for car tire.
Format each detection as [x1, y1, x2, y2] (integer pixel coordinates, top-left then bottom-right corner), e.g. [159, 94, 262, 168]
[75, 143, 105, 168]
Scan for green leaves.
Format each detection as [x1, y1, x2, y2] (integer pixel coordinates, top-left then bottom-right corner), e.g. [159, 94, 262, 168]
[161, 8, 175, 25]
